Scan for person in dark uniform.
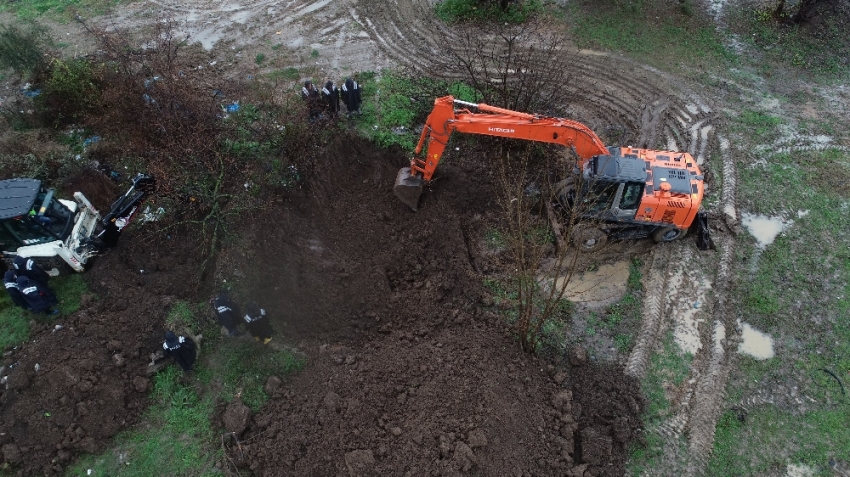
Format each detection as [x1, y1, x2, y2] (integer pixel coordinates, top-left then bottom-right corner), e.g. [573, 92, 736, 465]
[341, 77, 362, 117]
[242, 301, 274, 345]
[301, 80, 321, 121]
[13, 255, 50, 284]
[163, 331, 197, 372]
[212, 293, 241, 336]
[3, 264, 30, 310]
[17, 274, 58, 315]
[321, 80, 340, 118]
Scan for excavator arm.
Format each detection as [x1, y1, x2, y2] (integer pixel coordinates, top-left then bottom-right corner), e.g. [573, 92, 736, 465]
[394, 96, 609, 210]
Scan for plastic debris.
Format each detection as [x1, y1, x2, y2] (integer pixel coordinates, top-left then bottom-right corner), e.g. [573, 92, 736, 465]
[142, 206, 165, 222]
[224, 102, 240, 113]
[83, 136, 101, 146]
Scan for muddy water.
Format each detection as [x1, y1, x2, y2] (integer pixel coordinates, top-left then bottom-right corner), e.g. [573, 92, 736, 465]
[737, 322, 775, 360]
[546, 260, 630, 308]
[741, 212, 793, 248]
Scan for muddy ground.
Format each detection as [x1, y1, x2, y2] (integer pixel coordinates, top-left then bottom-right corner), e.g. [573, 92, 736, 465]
[0, 135, 644, 477]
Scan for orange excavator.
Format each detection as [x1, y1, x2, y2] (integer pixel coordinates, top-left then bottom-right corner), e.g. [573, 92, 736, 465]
[394, 96, 705, 250]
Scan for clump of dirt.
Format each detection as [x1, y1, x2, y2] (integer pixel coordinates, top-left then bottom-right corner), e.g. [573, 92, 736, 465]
[0, 224, 204, 476]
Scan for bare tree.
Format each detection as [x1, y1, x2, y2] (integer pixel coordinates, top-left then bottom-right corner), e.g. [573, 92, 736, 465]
[436, 19, 577, 114]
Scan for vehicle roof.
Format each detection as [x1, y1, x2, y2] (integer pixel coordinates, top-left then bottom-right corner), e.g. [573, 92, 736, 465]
[0, 179, 41, 220]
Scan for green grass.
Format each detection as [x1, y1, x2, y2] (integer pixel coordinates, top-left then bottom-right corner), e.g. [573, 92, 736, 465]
[569, 0, 733, 68]
[627, 333, 692, 475]
[708, 406, 850, 477]
[212, 339, 304, 411]
[255, 53, 266, 65]
[53, 273, 91, 315]
[730, 5, 850, 79]
[268, 66, 300, 81]
[737, 109, 782, 142]
[714, 146, 850, 475]
[70, 301, 304, 475]
[354, 69, 482, 150]
[0, 272, 92, 350]
[69, 366, 218, 477]
[435, 0, 543, 24]
[0, 0, 122, 20]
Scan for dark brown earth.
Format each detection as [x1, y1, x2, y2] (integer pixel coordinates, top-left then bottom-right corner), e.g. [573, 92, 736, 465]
[0, 135, 644, 476]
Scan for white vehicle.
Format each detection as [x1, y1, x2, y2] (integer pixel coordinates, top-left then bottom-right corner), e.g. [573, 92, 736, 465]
[0, 174, 154, 272]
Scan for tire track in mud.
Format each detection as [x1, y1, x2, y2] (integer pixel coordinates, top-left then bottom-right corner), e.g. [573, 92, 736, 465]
[685, 235, 738, 476]
[625, 242, 673, 380]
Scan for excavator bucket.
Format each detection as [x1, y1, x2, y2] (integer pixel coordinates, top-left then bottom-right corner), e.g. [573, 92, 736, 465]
[393, 167, 424, 211]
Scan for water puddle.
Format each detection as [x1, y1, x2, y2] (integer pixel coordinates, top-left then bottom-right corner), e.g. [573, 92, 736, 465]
[544, 260, 630, 308]
[741, 212, 793, 248]
[737, 322, 775, 360]
[670, 275, 712, 355]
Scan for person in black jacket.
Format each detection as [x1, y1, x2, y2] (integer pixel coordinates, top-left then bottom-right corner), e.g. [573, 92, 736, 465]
[301, 80, 322, 121]
[341, 77, 362, 117]
[17, 275, 58, 315]
[212, 293, 241, 336]
[321, 80, 340, 118]
[243, 301, 274, 345]
[13, 256, 51, 284]
[163, 331, 197, 372]
[3, 264, 30, 310]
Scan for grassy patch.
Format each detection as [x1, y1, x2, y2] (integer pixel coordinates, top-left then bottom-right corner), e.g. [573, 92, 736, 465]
[268, 66, 300, 81]
[0, 0, 121, 20]
[627, 333, 692, 474]
[71, 301, 304, 475]
[719, 145, 850, 475]
[728, 5, 850, 78]
[255, 53, 266, 65]
[568, 0, 732, 69]
[0, 272, 92, 350]
[210, 339, 304, 411]
[357, 70, 481, 150]
[69, 366, 218, 477]
[435, 0, 543, 24]
[708, 406, 850, 477]
[736, 109, 782, 142]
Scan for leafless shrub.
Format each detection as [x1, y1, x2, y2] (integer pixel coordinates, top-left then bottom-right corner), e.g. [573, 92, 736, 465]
[436, 19, 577, 114]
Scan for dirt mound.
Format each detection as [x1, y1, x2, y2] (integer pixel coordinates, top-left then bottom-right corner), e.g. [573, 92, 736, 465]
[0, 227, 204, 476]
[60, 168, 120, 211]
[228, 135, 644, 476]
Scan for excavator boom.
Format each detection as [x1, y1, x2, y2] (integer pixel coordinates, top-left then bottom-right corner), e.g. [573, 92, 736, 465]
[394, 96, 609, 210]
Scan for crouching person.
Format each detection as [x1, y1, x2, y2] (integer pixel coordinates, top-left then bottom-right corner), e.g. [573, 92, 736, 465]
[17, 275, 58, 315]
[243, 302, 274, 345]
[163, 331, 197, 372]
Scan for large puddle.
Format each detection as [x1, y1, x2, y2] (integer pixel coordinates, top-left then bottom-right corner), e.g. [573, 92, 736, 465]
[544, 260, 630, 308]
[741, 212, 793, 248]
[737, 321, 775, 360]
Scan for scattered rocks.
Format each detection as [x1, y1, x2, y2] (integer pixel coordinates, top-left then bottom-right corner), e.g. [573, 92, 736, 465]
[579, 427, 612, 466]
[390, 427, 402, 436]
[344, 449, 375, 477]
[467, 429, 487, 448]
[453, 441, 476, 472]
[569, 346, 588, 367]
[2, 444, 22, 464]
[223, 399, 251, 436]
[264, 375, 282, 395]
[324, 391, 341, 413]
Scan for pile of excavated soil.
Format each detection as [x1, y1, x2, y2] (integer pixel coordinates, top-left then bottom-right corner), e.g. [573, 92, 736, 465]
[0, 135, 644, 476]
[225, 135, 645, 476]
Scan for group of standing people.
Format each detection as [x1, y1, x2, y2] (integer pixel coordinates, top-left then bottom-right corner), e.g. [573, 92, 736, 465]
[301, 77, 362, 121]
[3, 257, 59, 315]
[162, 292, 275, 373]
